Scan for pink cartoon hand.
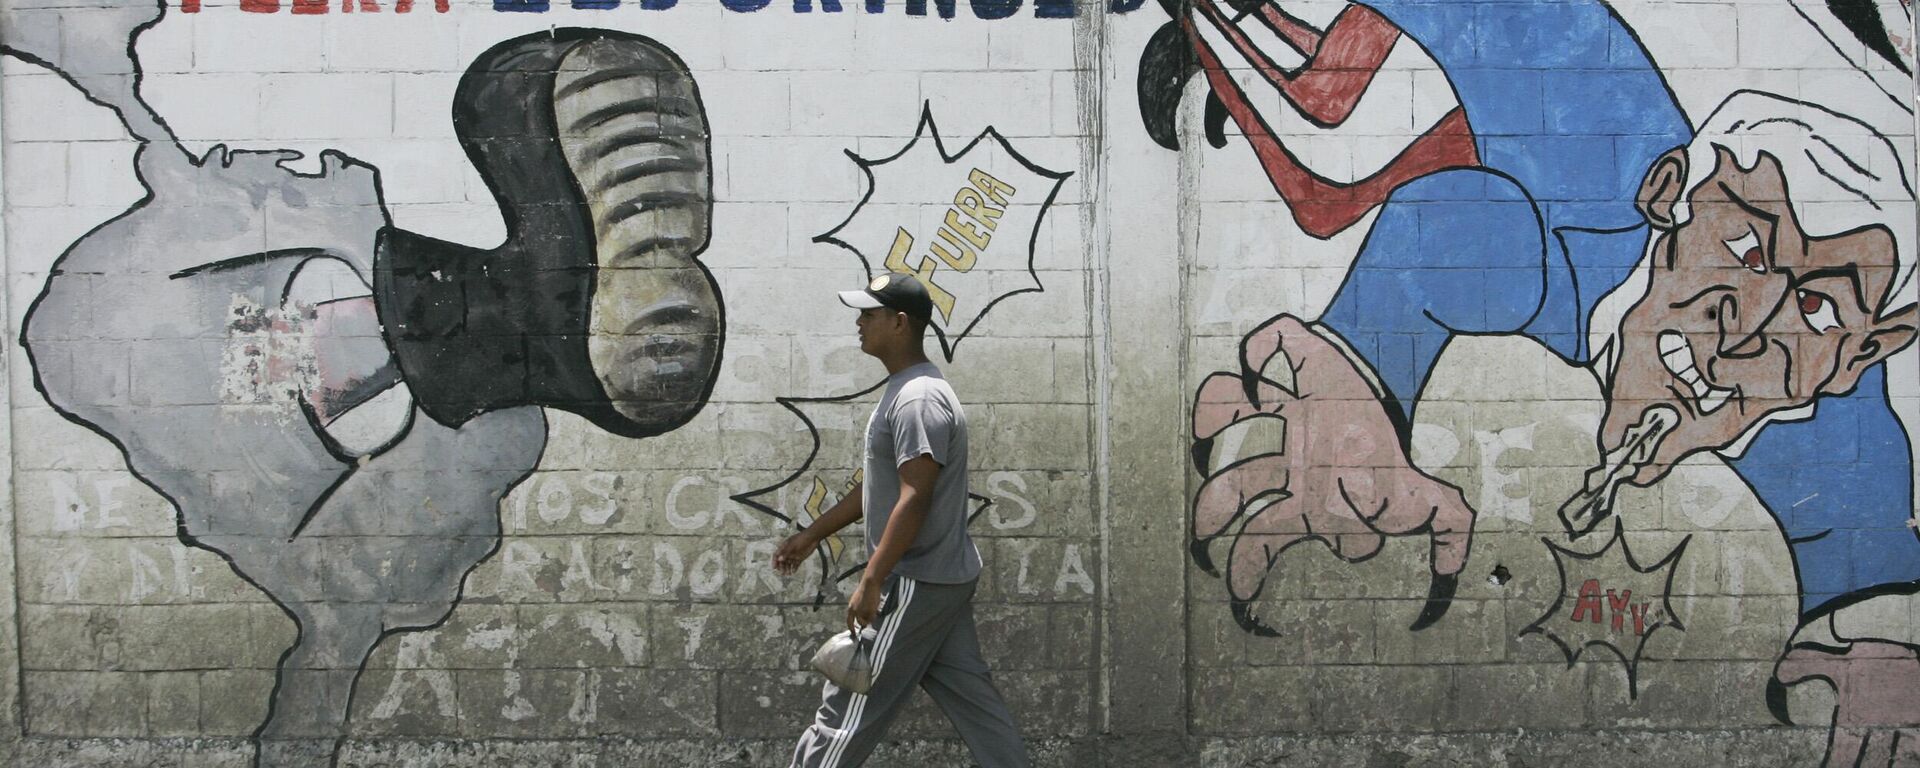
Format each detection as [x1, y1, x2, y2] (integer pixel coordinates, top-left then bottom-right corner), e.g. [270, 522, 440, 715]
[1190, 314, 1474, 636]
[1771, 640, 1920, 767]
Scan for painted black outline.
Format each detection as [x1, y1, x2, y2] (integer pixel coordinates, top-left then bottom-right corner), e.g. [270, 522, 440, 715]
[1183, 316, 1478, 638]
[1180, 1, 1406, 132]
[9, 143, 548, 767]
[1179, 69, 1920, 663]
[382, 27, 728, 439]
[1824, 0, 1916, 75]
[1143, 0, 1920, 751]
[317, 423, 545, 767]
[1182, 169, 1546, 636]
[1519, 518, 1690, 699]
[170, 247, 332, 280]
[813, 101, 1072, 362]
[204, 193, 420, 551]
[0, 0, 186, 154]
[1133, 0, 1692, 242]
[7, 134, 463, 765]
[729, 378, 994, 608]
[1766, 582, 1920, 737]
[280, 251, 415, 536]
[1788, 0, 1915, 118]
[6, 139, 513, 766]
[5, 18, 714, 765]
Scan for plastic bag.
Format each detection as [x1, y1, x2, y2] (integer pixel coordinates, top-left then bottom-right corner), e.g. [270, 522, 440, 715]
[810, 627, 876, 694]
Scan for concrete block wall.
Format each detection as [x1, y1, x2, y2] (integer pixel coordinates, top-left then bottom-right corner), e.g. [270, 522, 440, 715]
[0, 0, 1916, 765]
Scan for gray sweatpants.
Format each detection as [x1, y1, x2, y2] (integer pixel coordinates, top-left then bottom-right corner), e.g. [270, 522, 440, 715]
[789, 575, 1029, 768]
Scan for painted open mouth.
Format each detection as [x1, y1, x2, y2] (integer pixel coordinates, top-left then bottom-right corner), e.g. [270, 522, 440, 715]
[1657, 331, 1734, 414]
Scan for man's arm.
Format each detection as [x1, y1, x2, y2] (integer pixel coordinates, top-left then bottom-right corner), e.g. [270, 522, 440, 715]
[772, 481, 864, 576]
[846, 456, 938, 631]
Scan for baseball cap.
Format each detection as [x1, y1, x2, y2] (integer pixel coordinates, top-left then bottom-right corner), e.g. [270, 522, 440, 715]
[838, 272, 934, 322]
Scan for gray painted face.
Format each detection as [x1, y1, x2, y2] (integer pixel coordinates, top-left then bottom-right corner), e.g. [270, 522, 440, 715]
[21, 143, 547, 760]
[9, 12, 732, 761]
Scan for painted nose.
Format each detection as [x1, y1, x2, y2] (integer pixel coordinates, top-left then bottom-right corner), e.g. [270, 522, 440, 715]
[1715, 293, 1768, 359]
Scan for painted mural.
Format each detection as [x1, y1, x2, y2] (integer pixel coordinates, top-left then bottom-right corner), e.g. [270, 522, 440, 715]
[736, 105, 1073, 603]
[733, 379, 996, 606]
[812, 105, 1073, 361]
[2, 3, 722, 763]
[2, 0, 1917, 761]
[0, 0, 1093, 760]
[1149, 0, 1920, 763]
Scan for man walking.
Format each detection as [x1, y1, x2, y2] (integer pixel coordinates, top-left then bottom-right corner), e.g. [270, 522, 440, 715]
[773, 272, 1030, 768]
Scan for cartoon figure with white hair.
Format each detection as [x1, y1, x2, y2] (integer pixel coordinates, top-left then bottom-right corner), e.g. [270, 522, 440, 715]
[1155, 0, 1920, 761]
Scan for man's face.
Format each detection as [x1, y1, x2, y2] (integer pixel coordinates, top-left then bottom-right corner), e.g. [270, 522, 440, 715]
[856, 307, 899, 357]
[1606, 147, 1916, 484]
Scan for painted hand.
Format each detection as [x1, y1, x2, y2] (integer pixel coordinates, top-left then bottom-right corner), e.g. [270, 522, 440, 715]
[1190, 314, 1474, 636]
[1770, 640, 1920, 767]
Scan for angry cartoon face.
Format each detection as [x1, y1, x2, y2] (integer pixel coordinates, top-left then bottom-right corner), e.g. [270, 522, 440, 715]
[1604, 146, 1918, 486]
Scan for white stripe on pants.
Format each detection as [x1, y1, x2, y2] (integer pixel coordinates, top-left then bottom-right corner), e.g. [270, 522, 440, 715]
[821, 577, 913, 768]
[789, 576, 1028, 768]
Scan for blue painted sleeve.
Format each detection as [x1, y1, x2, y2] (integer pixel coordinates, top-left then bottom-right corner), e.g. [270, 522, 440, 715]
[1728, 365, 1920, 615]
[1319, 168, 1549, 417]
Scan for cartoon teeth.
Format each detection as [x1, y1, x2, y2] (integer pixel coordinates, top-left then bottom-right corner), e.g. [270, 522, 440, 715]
[1657, 331, 1733, 414]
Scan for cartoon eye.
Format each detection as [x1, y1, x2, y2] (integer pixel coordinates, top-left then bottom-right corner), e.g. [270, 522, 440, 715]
[1724, 228, 1765, 273]
[1797, 289, 1839, 333]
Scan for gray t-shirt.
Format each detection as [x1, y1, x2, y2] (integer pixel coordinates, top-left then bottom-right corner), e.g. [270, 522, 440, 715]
[861, 362, 981, 584]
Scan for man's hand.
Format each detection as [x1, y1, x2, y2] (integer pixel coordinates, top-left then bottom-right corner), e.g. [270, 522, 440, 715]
[773, 530, 818, 577]
[771, 480, 864, 579]
[846, 579, 883, 633]
[1191, 314, 1475, 635]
